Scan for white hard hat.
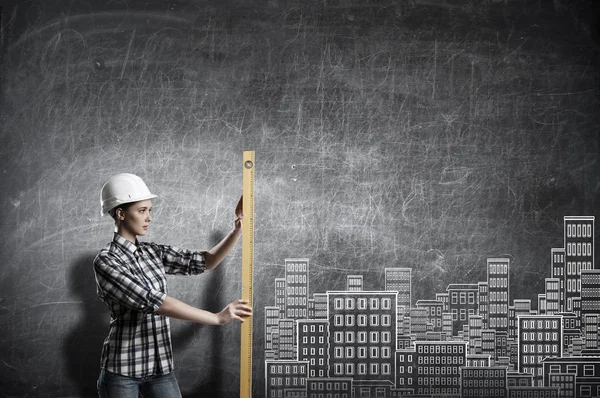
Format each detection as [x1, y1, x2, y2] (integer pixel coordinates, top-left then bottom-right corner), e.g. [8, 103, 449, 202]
[100, 173, 158, 216]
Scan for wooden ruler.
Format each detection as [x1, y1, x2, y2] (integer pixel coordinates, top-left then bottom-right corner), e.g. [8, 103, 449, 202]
[240, 150, 255, 398]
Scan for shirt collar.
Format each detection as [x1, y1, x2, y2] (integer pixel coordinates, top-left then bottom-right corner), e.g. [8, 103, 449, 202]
[113, 232, 139, 255]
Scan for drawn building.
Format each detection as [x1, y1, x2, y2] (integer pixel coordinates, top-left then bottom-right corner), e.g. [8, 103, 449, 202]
[436, 292, 449, 313]
[580, 269, 600, 341]
[481, 328, 496, 360]
[550, 249, 566, 312]
[447, 284, 478, 335]
[517, 315, 563, 386]
[542, 356, 600, 398]
[351, 380, 395, 398]
[327, 291, 397, 383]
[308, 299, 315, 319]
[507, 386, 559, 398]
[297, 319, 329, 378]
[557, 312, 580, 354]
[563, 216, 595, 313]
[546, 371, 576, 398]
[441, 313, 453, 336]
[266, 306, 282, 360]
[468, 315, 483, 355]
[276, 277, 286, 317]
[313, 293, 327, 319]
[286, 258, 309, 320]
[488, 258, 510, 334]
[460, 366, 507, 398]
[479, 281, 489, 329]
[496, 331, 509, 359]
[265, 360, 309, 398]
[545, 278, 560, 315]
[346, 275, 363, 292]
[306, 378, 352, 398]
[466, 354, 491, 367]
[413, 341, 467, 396]
[385, 268, 412, 315]
[279, 318, 296, 360]
[538, 294, 547, 315]
[511, 300, 532, 340]
[416, 299, 444, 332]
[410, 307, 429, 340]
[507, 371, 534, 388]
[582, 313, 598, 350]
[509, 305, 516, 340]
[395, 348, 416, 390]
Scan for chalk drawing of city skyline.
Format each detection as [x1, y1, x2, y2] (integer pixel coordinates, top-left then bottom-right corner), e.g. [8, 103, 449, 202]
[263, 216, 598, 398]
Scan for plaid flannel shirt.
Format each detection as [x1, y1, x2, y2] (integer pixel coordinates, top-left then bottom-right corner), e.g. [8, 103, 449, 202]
[93, 233, 206, 377]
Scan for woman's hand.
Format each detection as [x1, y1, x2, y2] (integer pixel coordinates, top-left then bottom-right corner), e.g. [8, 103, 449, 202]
[217, 299, 252, 324]
[234, 195, 244, 232]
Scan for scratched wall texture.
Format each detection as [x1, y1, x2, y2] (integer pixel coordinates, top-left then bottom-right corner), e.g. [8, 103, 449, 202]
[0, 0, 598, 397]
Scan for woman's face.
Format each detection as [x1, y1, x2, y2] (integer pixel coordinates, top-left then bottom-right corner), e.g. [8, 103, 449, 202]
[117, 199, 153, 242]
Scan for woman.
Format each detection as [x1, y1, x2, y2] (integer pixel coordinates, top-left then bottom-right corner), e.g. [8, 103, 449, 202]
[93, 173, 252, 398]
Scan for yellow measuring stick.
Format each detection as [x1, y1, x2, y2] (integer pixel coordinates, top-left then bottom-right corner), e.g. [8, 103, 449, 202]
[240, 150, 255, 398]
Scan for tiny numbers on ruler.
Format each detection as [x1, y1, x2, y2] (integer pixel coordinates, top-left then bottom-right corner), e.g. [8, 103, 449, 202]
[240, 151, 255, 398]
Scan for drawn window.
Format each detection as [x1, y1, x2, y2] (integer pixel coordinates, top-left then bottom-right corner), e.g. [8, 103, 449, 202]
[345, 298, 355, 310]
[358, 347, 367, 358]
[345, 347, 354, 358]
[468, 293, 475, 304]
[358, 332, 367, 343]
[335, 298, 343, 310]
[358, 298, 367, 309]
[334, 364, 343, 375]
[334, 332, 343, 343]
[581, 386, 592, 397]
[382, 298, 391, 310]
[345, 363, 354, 375]
[382, 332, 391, 344]
[358, 363, 367, 375]
[345, 315, 354, 326]
[345, 331, 355, 343]
[382, 315, 391, 327]
[358, 315, 367, 327]
[370, 298, 379, 310]
[370, 315, 379, 327]
[370, 363, 379, 374]
[370, 332, 379, 344]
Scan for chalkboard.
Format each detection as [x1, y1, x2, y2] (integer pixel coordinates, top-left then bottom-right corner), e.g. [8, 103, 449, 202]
[0, 0, 598, 397]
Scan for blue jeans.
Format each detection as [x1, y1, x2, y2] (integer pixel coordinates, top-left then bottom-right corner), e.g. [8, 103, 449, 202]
[97, 369, 182, 398]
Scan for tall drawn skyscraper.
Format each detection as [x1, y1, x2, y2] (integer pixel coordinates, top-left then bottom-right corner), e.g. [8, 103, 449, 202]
[551, 248, 566, 312]
[544, 278, 560, 315]
[275, 277, 286, 318]
[385, 268, 412, 315]
[286, 258, 309, 320]
[478, 281, 489, 329]
[564, 216, 595, 312]
[488, 258, 510, 334]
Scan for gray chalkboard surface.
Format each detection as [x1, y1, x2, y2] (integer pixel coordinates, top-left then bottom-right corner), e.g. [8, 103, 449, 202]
[0, 0, 598, 397]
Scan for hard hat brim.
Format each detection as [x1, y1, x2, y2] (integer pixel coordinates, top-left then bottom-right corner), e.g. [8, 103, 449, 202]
[101, 194, 158, 216]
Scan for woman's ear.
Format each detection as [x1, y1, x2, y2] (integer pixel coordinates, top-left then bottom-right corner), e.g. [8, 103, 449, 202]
[115, 207, 125, 221]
